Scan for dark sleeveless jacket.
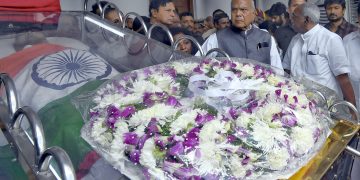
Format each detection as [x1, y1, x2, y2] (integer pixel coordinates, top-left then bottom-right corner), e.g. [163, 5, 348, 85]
[216, 25, 272, 64]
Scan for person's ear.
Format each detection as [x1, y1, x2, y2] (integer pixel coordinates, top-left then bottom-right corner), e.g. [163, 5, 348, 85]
[151, 9, 157, 18]
[304, 16, 309, 24]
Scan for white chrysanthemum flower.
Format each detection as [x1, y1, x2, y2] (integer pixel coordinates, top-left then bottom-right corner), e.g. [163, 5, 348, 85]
[197, 141, 223, 175]
[233, 62, 244, 71]
[267, 74, 282, 86]
[114, 121, 129, 134]
[140, 138, 166, 180]
[267, 146, 290, 170]
[297, 94, 310, 106]
[229, 155, 247, 178]
[95, 93, 141, 109]
[291, 127, 314, 155]
[92, 119, 113, 147]
[290, 108, 314, 127]
[172, 62, 198, 74]
[129, 104, 178, 127]
[132, 80, 163, 94]
[241, 64, 255, 77]
[110, 124, 127, 160]
[255, 103, 282, 122]
[150, 74, 174, 90]
[199, 119, 226, 142]
[251, 121, 288, 152]
[170, 110, 199, 134]
[236, 113, 256, 128]
[134, 125, 146, 136]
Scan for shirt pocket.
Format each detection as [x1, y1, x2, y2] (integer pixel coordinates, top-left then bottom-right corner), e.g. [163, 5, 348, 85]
[306, 54, 327, 75]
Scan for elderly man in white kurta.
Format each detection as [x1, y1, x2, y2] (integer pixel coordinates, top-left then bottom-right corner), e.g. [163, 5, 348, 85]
[344, 29, 360, 111]
[283, 3, 356, 106]
[343, 5, 360, 179]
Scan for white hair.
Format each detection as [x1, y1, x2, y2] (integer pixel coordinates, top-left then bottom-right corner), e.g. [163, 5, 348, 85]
[301, 2, 320, 24]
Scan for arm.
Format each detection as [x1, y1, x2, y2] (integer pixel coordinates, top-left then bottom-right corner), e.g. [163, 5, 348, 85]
[269, 36, 283, 70]
[336, 73, 356, 106]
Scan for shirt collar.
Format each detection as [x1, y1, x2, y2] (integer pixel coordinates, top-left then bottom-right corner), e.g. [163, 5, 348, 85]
[301, 24, 321, 40]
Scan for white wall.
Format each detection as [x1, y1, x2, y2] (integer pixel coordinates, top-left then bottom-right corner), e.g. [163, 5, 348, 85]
[60, 0, 150, 16]
[255, 0, 288, 11]
[193, 0, 232, 20]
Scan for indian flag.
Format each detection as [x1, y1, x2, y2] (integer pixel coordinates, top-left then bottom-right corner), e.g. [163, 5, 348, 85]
[0, 40, 120, 179]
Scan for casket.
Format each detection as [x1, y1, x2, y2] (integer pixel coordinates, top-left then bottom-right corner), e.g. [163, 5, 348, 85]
[0, 9, 359, 180]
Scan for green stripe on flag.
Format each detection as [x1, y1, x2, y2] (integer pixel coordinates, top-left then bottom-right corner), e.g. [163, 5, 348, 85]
[38, 79, 106, 170]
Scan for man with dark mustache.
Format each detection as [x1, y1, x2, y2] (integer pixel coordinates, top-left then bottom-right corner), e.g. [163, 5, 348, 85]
[324, 0, 358, 38]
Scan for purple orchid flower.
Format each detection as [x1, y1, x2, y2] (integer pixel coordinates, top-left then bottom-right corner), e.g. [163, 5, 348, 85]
[165, 68, 177, 78]
[275, 89, 282, 97]
[120, 106, 136, 118]
[123, 132, 139, 145]
[281, 115, 297, 127]
[195, 113, 215, 126]
[242, 156, 250, 165]
[90, 111, 99, 119]
[137, 134, 150, 150]
[168, 142, 184, 156]
[129, 149, 141, 164]
[183, 128, 200, 151]
[173, 167, 198, 179]
[143, 92, 155, 107]
[227, 134, 237, 143]
[166, 96, 181, 107]
[193, 66, 203, 74]
[229, 107, 239, 120]
[313, 128, 321, 142]
[146, 118, 159, 136]
[284, 94, 289, 102]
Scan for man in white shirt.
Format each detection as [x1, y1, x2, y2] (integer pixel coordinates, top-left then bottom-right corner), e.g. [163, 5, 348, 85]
[198, 0, 283, 70]
[283, 3, 355, 105]
[343, 4, 360, 111]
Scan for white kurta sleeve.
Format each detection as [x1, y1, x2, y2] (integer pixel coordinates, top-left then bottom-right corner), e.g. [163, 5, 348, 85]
[327, 35, 351, 76]
[195, 33, 218, 57]
[269, 36, 283, 70]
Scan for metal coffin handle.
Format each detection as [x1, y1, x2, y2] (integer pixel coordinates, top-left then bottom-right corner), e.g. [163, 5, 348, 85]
[122, 12, 148, 55]
[328, 101, 360, 158]
[0, 73, 19, 117]
[84, 0, 102, 13]
[11, 107, 46, 164]
[170, 35, 204, 61]
[328, 101, 359, 125]
[308, 89, 328, 108]
[100, 2, 124, 42]
[101, 2, 124, 24]
[38, 146, 76, 180]
[147, 23, 174, 64]
[205, 48, 231, 61]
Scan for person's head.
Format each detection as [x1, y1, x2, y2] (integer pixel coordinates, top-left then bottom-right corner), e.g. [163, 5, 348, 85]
[291, 3, 320, 34]
[214, 13, 230, 30]
[288, 0, 307, 14]
[231, 0, 256, 30]
[91, 1, 109, 15]
[180, 12, 195, 31]
[213, 9, 226, 17]
[170, 27, 193, 54]
[104, 8, 121, 24]
[324, 0, 346, 22]
[204, 16, 214, 29]
[269, 2, 288, 26]
[126, 18, 134, 30]
[132, 16, 151, 33]
[259, 20, 278, 35]
[149, 0, 176, 26]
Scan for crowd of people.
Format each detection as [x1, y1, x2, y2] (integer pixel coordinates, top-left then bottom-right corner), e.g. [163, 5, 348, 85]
[94, 0, 359, 110]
